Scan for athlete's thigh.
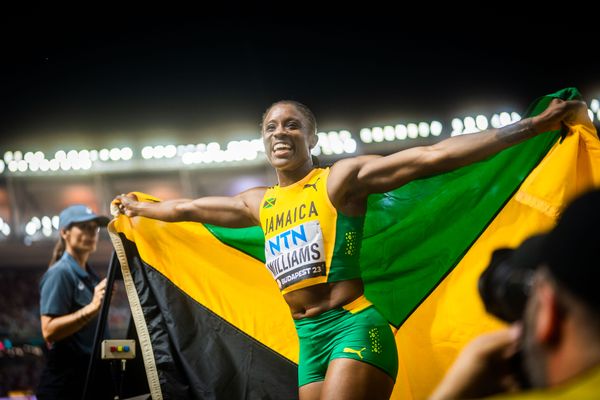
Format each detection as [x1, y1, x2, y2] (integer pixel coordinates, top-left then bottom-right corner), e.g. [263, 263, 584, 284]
[320, 357, 394, 400]
[299, 381, 324, 400]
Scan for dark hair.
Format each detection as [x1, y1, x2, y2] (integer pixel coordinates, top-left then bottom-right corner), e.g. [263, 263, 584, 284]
[261, 100, 318, 136]
[49, 236, 66, 267]
[311, 155, 320, 167]
[542, 188, 600, 309]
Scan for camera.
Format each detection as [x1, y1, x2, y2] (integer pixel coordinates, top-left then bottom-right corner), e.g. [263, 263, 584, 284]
[477, 234, 547, 390]
[478, 235, 546, 323]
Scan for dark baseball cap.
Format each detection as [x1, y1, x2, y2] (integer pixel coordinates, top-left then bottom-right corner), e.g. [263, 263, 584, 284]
[541, 188, 600, 308]
[58, 204, 110, 230]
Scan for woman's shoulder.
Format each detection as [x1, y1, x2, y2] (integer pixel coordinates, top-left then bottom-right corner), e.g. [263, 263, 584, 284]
[41, 259, 74, 283]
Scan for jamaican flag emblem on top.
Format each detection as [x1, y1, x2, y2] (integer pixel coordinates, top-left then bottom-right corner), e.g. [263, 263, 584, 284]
[263, 197, 276, 208]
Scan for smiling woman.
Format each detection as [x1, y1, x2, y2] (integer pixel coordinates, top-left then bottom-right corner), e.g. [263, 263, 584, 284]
[36, 205, 112, 400]
[113, 97, 587, 400]
[262, 100, 319, 177]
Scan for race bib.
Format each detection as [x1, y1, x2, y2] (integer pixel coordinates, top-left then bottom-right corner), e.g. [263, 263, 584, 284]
[264, 220, 326, 290]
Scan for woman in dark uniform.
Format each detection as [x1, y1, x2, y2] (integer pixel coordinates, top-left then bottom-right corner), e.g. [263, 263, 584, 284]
[37, 204, 110, 400]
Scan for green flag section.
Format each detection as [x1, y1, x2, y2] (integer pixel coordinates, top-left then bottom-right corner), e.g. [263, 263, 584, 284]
[393, 103, 600, 399]
[204, 87, 581, 327]
[109, 88, 600, 399]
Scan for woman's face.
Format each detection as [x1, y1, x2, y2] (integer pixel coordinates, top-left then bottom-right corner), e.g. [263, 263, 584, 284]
[62, 220, 99, 254]
[262, 103, 317, 171]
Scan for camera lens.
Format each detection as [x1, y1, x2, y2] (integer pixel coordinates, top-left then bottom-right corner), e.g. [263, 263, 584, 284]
[478, 235, 545, 323]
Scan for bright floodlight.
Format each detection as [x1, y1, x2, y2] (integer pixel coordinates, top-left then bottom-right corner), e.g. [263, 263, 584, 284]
[499, 112, 511, 126]
[318, 132, 332, 155]
[383, 126, 396, 141]
[121, 147, 133, 161]
[153, 145, 165, 159]
[395, 124, 407, 140]
[372, 127, 384, 142]
[67, 150, 79, 162]
[360, 128, 373, 143]
[196, 143, 207, 152]
[343, 138, 357, 153]
[40, 159, 50, 172]
[475, 115, 489, 131]
[207, 142, 220, 152]
[31, 217, 41, 229]
[418, 122, 430, 138]
[451, 118, 464, 136]
[55, 150, 67, 161]
[81, 159, 92, 170]
[181, 152, 194, 165]
[490, 114, 501, 128]
[78, 150, 90, 160]
[25, 221, 37, 236]
[407, 123, 419, 139]
[17, 160, 28, 172]
[99, 149, 110, 161]
[109, 148, 121, 161]
[164, 145, 177, 158]
[59, 160, 71, 171]
[463, 117, 478, 134]
[141, 146, 154, 159]
[430, 121, 442, 136]
[49, 159, 60, 171]
[330, 134, 344, 155]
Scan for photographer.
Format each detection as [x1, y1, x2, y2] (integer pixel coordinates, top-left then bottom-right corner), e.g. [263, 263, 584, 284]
[430, 188, 600, 399]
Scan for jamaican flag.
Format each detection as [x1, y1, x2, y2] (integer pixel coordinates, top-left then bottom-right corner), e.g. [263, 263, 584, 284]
[109, 88, 600, 400]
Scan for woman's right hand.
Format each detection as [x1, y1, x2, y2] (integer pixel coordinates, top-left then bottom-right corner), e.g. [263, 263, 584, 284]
[90, 278, 108, 311]
[112, 193, 139, 217]
[80, 278, 108, 320]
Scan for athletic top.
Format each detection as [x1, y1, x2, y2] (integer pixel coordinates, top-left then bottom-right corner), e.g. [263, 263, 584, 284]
[259, 167, 364, 294]
[39, 252, 104, 354]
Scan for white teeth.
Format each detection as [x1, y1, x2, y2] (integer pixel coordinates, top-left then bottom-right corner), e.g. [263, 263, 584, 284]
[274, 143, 291, 151]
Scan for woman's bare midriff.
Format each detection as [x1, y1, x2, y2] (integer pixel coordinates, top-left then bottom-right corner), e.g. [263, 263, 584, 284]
[284, 279, 364, 320]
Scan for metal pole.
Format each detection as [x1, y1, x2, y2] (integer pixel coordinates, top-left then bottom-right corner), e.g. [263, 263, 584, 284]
[81, 251, 119, 400]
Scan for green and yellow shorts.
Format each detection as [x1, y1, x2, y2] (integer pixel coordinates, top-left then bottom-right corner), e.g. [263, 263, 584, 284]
[293, 295, 398, 387]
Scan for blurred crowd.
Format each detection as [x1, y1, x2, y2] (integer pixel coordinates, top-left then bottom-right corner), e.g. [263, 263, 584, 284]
[0, 268, 129, 397]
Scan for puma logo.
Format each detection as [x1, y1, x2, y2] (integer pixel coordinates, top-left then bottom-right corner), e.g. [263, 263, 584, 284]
[303, 177, 320, 191]
[343, 347, 366, 359]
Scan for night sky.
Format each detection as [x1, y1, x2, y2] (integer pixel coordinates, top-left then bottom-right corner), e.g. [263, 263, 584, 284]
[1, 17, 598, 148]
